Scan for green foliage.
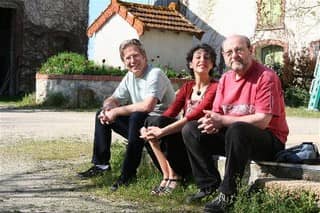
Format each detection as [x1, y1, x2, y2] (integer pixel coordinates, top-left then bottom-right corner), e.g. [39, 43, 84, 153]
[281, 48, 315, 91]
[232, 187, 320, 213]
[285, 86, 310, 107]
[42, 92, 68, 107]
[39, 52, 126, 76]
[16, 93, 37, 107]
[163, 67, 190, 79]
[86, 143, 320, 212]
[262, 47, 315, 107]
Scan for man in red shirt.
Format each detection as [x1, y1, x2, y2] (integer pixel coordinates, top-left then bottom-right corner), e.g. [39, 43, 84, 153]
[182, 35, 289, 212]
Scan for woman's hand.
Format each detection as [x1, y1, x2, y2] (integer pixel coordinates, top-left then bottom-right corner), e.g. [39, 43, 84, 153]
[145, 126, 163, 140]
[140, 126, 160, 143]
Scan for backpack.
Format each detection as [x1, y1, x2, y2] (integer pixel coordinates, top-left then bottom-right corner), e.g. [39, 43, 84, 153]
[275, 142, 320, 164]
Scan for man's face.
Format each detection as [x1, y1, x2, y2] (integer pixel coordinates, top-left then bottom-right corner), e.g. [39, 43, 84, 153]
[222, 36, 252, 74]
[122, 45, 147, 77]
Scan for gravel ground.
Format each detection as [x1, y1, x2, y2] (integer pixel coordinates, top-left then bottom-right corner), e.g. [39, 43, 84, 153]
[0, 108, 319, 212]
[0, 109, 145, 213]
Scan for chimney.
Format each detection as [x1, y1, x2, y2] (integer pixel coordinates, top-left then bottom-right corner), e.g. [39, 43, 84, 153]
[168, 2, 179, 11]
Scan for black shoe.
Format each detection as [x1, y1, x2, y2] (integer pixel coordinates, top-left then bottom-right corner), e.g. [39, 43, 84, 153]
[204, 192, 234, 213]
[78, 165, 111, 178]
[110, 175, 136, 192]
[185, 186, 216, 203]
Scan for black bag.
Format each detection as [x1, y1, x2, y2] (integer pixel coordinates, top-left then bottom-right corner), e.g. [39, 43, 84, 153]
[275, 142, 320, 164]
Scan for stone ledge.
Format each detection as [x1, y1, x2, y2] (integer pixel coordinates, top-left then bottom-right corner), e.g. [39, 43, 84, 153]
[35, 73, 191, 106]
[215, 156, 320, 184]
[253, 178, 320, 206]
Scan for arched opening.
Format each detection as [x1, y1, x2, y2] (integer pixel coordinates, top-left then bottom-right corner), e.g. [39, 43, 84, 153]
[261, 45, 284, 68]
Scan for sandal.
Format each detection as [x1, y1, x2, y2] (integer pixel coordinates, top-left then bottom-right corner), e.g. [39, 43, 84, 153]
[151, 178, 169, 195]
[159, 178, 183, 196]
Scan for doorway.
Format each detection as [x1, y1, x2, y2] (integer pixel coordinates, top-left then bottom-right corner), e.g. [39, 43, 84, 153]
[0, 8, 14, 95]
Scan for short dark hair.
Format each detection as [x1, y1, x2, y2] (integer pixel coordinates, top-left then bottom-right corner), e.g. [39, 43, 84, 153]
[119, 39, 147, 61]
[186, 43, 216, 78]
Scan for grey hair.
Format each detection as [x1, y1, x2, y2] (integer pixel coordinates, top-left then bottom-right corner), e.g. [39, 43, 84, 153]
[119, 39, 147, 61]
[221, 35, 251, 51]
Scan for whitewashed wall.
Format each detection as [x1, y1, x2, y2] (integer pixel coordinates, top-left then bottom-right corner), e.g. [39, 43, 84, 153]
[142, 30, 194, 71]
[92, 14, 139, 69]
[182, 0, 320, 53]
[283, 0, 320, 50]
[91, 15, 194, 71]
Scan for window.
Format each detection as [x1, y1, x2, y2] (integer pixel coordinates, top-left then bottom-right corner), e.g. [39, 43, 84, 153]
[261, 45, 284, 72]
[257, 0, 284, 29]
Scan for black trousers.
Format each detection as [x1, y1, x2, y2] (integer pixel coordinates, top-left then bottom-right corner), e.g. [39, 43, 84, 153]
[182, 121, 284, 195]
[144, 116, 192, 177]
[91, 110, 158, 179]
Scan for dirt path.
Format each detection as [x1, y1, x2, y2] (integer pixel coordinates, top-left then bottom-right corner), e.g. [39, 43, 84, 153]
[0, 109, 319, 212]
[0, 109, 143, 213]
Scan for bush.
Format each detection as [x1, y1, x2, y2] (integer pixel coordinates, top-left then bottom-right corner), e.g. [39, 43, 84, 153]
[42, 92, 68, 107]
[285, 86, 310, 107]
[39, 52, 126, 76]
[281, 48, 315, 91]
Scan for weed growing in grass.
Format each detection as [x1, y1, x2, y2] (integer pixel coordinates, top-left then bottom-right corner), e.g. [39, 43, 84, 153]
[89, 143, 320, 212]
[231, 186, 320, 213]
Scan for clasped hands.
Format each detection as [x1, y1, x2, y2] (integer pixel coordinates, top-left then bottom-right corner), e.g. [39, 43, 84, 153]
[140, 126, 162, 143]
[98, 105, 117, 125]
[198, 110, 223, 134]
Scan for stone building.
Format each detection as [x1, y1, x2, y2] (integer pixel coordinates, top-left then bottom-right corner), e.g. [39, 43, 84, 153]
[170, 0, 320, 69]
[0, 0, 89, 96]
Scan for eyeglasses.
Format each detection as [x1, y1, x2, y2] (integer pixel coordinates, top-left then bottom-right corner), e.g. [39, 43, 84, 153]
[222, 47, 246, 57]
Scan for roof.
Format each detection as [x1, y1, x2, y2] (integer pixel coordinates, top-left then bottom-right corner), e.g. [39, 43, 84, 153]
[87, 0, 204, 39]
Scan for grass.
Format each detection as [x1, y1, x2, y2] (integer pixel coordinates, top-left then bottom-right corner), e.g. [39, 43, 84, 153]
[1, 140, 92, 161]
[2, 140, 319, 212]
[285, 107, 320, 118]
[86, 143, 320, 213]
[0, 93, 98, 110]
[1, 94, 320, 118]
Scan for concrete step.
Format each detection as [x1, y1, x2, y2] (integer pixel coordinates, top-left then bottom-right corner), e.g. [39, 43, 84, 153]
[216, 156, 320, 205]
[253, 178, 320, 207]
[215, 156, 320, 184]
[214, 156, 320, 202]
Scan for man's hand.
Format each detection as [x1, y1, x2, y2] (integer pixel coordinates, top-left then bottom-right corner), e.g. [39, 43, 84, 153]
[98, 109, 117, 124]
[198, 110, 223, 134]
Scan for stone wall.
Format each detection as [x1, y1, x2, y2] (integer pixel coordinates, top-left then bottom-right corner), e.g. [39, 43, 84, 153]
[0, 0, 89, 95]
[36, 73, 189, 107]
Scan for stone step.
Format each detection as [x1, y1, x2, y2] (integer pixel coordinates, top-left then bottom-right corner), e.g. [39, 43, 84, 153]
[216, 156, 320, 205]
[215, 156, 320, 184]
[254, 178, 320, 207]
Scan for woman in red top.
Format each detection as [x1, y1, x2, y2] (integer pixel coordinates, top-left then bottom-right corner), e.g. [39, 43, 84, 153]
[140, 44, 219, 195]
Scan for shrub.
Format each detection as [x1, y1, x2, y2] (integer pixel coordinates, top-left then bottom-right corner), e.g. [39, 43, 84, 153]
[17, 93, 37, 107]
[39, 52, 126, 76]
[42, 92, 68, 107]
[263, 48, 315, 107]
[281, 48, 316, 91]
[285, 86, 310, 107]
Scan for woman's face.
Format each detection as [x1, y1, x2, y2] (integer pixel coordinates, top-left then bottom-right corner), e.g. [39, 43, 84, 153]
[189, 49, 214, 76]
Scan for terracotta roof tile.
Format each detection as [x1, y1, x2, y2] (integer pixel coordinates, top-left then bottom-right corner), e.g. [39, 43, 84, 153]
[87, 0, 203, 39]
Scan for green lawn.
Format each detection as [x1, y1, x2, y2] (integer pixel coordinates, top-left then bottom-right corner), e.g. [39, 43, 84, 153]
[4, 140, 318, 213]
